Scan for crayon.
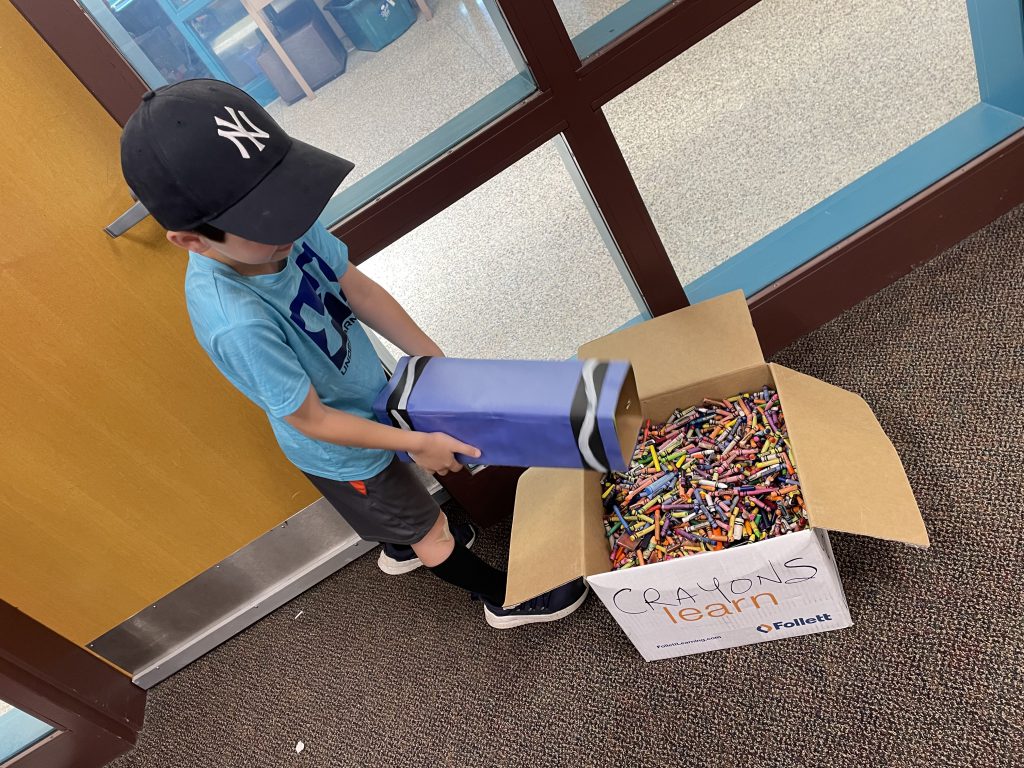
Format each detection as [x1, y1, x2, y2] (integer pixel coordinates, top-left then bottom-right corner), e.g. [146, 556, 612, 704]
[602, 388, 809, 570]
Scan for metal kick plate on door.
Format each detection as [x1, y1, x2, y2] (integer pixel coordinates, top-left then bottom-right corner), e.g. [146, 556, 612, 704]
[88, 499, 376, 685]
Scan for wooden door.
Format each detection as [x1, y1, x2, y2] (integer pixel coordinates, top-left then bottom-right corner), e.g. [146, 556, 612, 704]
[0, 0, 317, 656]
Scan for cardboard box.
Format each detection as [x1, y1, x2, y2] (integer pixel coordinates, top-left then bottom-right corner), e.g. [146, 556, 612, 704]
[506, 291, 928, 660]
[374, 357, 642, 472]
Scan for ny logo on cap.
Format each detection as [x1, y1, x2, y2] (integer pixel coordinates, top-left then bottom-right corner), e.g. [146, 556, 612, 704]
[214, 106, 270, 159]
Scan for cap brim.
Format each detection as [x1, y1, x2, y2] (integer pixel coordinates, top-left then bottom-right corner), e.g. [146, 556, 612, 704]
[208, 139, 354, 244]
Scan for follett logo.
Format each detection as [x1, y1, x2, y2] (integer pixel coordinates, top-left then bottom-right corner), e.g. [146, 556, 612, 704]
[756, 613, 833, 633]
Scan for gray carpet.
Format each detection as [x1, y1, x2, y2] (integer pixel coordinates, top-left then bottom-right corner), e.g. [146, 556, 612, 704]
[112, 206, 1024, 768]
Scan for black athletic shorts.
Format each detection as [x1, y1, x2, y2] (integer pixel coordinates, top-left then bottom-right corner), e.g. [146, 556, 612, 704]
[303, 457, 440, 545]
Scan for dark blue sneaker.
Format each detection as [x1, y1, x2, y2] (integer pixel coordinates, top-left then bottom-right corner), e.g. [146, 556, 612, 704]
[483, 578, 590, 629]
[377, 521, 477, 575]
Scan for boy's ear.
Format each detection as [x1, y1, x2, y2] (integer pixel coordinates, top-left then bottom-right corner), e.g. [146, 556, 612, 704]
[166, 230, 209, 252]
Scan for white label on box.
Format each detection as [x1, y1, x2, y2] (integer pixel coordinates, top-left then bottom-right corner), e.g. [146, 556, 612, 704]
[586, 529, 852, 661]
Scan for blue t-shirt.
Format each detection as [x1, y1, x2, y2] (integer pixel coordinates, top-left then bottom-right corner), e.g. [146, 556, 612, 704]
[185, 221, 392, 481]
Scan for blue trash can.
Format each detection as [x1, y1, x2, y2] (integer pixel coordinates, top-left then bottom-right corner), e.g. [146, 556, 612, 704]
[325, 0, 417, 52]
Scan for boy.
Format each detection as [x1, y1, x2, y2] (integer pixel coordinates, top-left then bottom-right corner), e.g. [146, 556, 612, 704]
[120, 79, 587, 628]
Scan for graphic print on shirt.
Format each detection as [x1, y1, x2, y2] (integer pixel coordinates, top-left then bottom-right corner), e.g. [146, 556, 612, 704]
[289, 243, 357, 373]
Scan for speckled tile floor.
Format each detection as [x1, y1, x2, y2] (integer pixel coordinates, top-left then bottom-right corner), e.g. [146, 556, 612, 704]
[268, 0, 977, 359]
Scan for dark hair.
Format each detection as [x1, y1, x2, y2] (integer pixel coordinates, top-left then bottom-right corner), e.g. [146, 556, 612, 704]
[191, 222, 227, 242]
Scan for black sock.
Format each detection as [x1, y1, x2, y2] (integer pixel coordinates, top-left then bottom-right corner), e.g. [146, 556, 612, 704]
[428, 543, 507, 605]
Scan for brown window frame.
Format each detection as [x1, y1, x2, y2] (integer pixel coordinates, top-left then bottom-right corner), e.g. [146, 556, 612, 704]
[0, 600, 145, 768]
[16, 0, 1021, 336]
[13, 0, 1024, 523]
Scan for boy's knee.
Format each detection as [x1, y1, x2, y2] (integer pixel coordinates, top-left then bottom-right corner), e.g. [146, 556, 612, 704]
[419, 511, 450, 545]
[410, 511, 454, 567]
[409, 512, 450, 548]
[436, 513, 452, 543]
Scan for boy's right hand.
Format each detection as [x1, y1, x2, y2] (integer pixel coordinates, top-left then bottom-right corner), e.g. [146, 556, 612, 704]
[408, 433, 481, 476]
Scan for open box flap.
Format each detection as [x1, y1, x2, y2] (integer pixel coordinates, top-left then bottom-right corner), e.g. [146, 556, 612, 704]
[506, 468, 606, 607]
[770, 364, 929, 546]
[579, 291, 764, 401]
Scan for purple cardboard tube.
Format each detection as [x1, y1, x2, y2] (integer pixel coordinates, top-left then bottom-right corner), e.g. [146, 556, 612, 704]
[373, 357, 641, 471]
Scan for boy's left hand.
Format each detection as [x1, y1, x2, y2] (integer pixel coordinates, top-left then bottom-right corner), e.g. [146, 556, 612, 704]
[408, 432, 481, 475]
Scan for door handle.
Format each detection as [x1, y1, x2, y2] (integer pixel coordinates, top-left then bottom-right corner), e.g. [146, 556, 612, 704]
[105, 200, 150, 238]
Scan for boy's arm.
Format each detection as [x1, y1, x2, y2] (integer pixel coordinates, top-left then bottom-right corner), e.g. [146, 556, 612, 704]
[339, 264, 443, 357]
[284, 385, 479, 475]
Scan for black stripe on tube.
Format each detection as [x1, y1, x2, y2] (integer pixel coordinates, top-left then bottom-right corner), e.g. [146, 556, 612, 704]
[402, 356, 432, 430]
[569, 361, 611, 471]
[385, 358, 415, 429]
[588, 362, 611, 471]
[386, 356, 432, 431]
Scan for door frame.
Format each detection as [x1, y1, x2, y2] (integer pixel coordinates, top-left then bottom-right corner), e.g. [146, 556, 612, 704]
[0, 601, 145, 768]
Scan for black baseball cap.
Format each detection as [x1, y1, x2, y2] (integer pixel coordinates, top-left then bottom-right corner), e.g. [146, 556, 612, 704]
[120, 78, 354, 244]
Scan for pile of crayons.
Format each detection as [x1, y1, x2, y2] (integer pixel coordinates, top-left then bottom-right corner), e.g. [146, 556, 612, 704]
[601, 387, 808, 570]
